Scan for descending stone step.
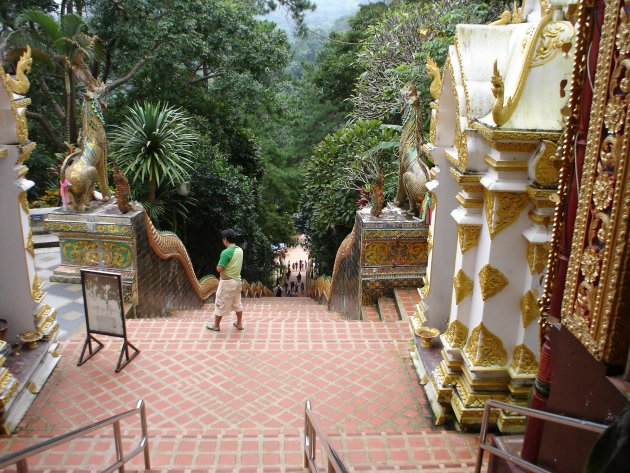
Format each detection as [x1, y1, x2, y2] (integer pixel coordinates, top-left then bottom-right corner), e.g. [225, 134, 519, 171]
[377, 296, 400, 322]
[394, 287, 421, 320]
[361, 304, 381, 322]
[0, 429, 479, 472]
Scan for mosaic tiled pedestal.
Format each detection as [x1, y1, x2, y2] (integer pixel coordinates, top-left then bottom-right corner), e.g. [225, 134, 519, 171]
[330, 206, 429, 320]
[358, 206, 428, 306]
[45, 201, 204, 318]
[45, 201, 140, 306]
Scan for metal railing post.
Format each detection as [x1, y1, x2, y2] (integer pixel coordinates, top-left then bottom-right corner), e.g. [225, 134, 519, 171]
[113, 420, 125, 473]
[15, 459, 28, 473]
[139, 399, 151, 469]
[474, 402, 492, 473]
[0, 399, 150, 472]
[474, 400, 609, 473]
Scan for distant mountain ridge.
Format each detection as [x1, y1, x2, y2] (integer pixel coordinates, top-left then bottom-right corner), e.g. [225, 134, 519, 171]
[264, 0, 375, 39]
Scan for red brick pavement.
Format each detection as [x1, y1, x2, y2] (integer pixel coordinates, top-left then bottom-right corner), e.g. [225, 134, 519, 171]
[0, 297, 480, 472]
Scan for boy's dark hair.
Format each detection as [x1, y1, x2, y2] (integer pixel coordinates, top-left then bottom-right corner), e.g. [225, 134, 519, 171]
[222, 229, 237, 243]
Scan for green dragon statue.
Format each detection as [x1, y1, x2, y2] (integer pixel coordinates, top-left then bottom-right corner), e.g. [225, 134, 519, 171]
[395, 82, 433, 218]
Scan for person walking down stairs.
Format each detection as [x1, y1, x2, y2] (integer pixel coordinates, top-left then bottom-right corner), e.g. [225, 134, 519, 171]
[206, 229, 245, 332]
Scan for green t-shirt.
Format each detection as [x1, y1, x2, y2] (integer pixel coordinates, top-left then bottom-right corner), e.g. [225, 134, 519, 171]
[218, 245, 243, 280]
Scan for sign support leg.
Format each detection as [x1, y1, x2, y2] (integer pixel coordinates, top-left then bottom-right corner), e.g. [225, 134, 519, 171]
[115, 340, 140, 373]
[77, 334, 104, 366]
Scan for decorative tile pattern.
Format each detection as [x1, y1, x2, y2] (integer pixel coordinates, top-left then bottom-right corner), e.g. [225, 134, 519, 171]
[0, 269, 479, 472]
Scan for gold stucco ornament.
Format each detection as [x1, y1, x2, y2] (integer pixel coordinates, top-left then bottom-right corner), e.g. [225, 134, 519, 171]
[484, 190, 529, 239]
[509, 344, 539, 375]
[453, 269, 474, 304]
[527, 242, 550, 274]
[464, 323, 507, 367]
[443, 320, 468, 349]
[478, 264, 508, 301]
[520, 290, 540, 328]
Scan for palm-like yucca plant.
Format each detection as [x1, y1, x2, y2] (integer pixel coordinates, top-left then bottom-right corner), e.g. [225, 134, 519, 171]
[109, 101, 197, 204]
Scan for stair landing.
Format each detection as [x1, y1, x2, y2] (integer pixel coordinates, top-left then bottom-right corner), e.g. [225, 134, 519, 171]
[0, 297, 479, 472]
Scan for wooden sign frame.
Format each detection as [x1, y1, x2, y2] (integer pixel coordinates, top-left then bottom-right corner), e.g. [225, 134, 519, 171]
[78, 269, 139, 372]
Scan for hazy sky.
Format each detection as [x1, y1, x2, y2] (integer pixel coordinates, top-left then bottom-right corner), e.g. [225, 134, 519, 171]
[265, 0, 376, 36]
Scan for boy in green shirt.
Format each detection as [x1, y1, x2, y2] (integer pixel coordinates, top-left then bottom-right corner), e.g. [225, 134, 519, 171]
[206, 229, 244, 331]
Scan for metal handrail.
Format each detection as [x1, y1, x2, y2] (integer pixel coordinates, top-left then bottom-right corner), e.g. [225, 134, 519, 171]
[474, 399, 608, 473]
[304, 400, 348, 473]
[0, 398, 151, 473]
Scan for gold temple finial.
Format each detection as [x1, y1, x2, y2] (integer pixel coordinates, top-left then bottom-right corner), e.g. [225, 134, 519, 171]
[3, 46, 32, 95]
[426, 54, 442, 101]
[512, 1, 524, 23]
[539, 0, 551, 16]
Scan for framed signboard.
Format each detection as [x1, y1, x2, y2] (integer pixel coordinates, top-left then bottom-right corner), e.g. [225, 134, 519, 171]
[82, 270, 125, 336]
[79, 269, 139, 372]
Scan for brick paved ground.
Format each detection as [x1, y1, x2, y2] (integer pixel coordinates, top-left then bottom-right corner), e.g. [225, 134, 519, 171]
[0, 297, 480, 472]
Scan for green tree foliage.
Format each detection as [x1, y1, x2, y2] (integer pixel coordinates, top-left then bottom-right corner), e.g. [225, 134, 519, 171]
[1, 0, 294, 282]
[301, 120, 398, 271]
[310, 2, 388, 108]
[183, 138, 273, 283]
[351, 0, 504, 122]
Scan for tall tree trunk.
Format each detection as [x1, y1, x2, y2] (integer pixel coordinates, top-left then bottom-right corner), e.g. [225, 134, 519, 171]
[64, 66, 72, 144]
[148, 174, 157, 204]
[69, 72, 78, 143]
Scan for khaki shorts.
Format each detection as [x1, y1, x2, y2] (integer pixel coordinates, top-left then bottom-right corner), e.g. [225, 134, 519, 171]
[214, 278, 243, 317]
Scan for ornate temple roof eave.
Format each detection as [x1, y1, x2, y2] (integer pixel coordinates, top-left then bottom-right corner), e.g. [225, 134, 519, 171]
[471, 120, 563, 142]
[455, 15, 575, 130]
[447, 47, 470, 126]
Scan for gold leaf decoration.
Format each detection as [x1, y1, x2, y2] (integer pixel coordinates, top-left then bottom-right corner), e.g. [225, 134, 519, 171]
[18, 142, 36, 165]
[484, 190, 529, 239]
[527, 241, 550, 274]
[464, 322, 507, 367]
[520, 290, 540, 327]
[478, 264, 509, 301]
[592, 172, 614, 210]
[509, 344, 539, 375]
[453, 269, 474, 305]
[533, 140, 560, 187]
[18, 191, 29, 214]
[1, 46, 32, 95]
[443, 320, 468, 348]
[31, 274, 44, 303]
[579, 246, 601, 284]
[603, 95, 625, 133]
[457, 224, 481, 254]
[26, 227, 35, 258]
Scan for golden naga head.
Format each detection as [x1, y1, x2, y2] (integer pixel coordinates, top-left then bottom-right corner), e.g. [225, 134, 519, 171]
[4, 46, 33, 95]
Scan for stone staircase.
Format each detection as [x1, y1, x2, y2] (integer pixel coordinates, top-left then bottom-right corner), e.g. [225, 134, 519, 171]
[360, 288, 421, 323]
[0, 296, 479, 472]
